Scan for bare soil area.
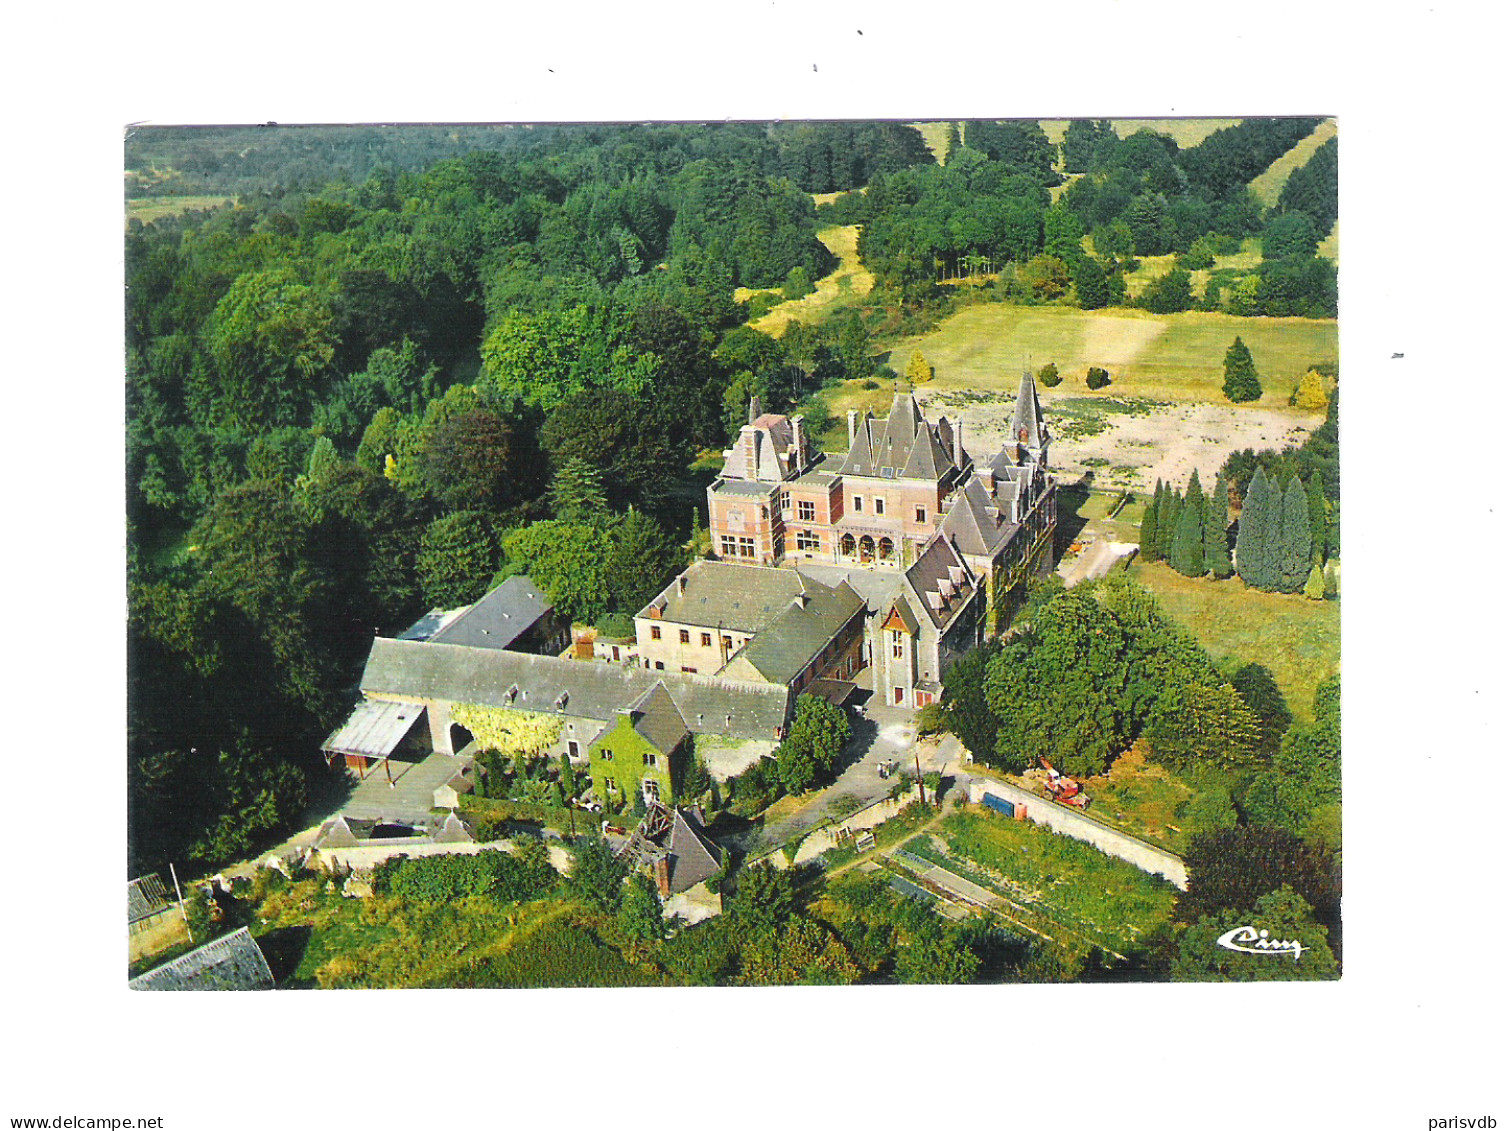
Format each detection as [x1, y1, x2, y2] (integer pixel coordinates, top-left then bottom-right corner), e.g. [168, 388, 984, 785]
[922, 387, 1322, 493]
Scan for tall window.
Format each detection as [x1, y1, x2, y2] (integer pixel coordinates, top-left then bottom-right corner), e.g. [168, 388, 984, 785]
[874, 497, 886, 515]
[650, 625, 662, 640]
[701, 632, 712, 647]
[738, 537, 756, 558]
[916, 506, 927, 524]
[853, 496, 863, 512]
[679, 629, 690, 644]
[778, 491, 791, 512]
[890, 630, 904, 658]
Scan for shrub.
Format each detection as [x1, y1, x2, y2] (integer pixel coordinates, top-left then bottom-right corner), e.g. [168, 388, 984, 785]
[1038, 361, 1061, 388]
[1085, 367, 1112, 391]
[595, 612, 634, 640]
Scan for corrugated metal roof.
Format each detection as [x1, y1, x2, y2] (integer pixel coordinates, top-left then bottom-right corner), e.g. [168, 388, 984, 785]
[129, 928, 274, 992]
[320, 698, 425, 759]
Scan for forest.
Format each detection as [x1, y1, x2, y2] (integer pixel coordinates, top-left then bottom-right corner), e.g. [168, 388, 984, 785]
[125, 117, 1338, 879]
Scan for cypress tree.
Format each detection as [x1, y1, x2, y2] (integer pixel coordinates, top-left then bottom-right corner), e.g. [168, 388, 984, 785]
[1279, 477, 1313, 592]
[1140, 480, 1163, 562]
[1306, 472, 1327, 565]
[1158, 489, 1181, 561]
[1171, 491, 1206, 576]
[1205, 474, 1233, 578]
[1236, 465, 1274, 589]
[1303, 562, 1326, 600]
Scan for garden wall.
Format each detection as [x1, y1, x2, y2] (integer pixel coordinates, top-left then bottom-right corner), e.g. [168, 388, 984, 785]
[967, 779, 1188, 889]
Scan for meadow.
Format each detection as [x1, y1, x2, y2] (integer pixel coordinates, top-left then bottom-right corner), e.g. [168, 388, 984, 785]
[125, 195, 235, 227]
[888, 303, 1337, 407]
[1125, 559, 1340, 723]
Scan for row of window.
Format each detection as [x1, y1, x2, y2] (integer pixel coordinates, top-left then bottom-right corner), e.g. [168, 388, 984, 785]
[597, 750, 659, 767]
[650, 625, 736, 652]
[719, 536, 758, 559]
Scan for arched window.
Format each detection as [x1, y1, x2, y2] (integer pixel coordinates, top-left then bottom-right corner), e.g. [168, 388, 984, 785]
[878, 537, 894, 561]
[859, 535, 875, 563]
[840, 533, 856, 558]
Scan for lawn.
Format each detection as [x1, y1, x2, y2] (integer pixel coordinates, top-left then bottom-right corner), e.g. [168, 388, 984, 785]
[890, 304, 1336, 408]
[1126, 559, 1340, 723]
[911, 810, 1177, 954]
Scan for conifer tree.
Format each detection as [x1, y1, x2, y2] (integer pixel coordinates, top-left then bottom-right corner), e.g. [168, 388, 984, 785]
[1223, 336, 1263, 403]
[1306, 472, 1327, 565]
[1205, 475, 1233, 578]
[1236, 465, 1274, 589]
[1303, 562, 1326, 600]
[1171, 490, 1206, 577]
[1140, 480, 1163, 562]
[1158, 489, 1182, 561]
[1279, 477, 1313, 592]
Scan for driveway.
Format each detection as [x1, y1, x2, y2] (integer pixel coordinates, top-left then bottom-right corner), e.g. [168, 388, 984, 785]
[732, 708, 968, 854]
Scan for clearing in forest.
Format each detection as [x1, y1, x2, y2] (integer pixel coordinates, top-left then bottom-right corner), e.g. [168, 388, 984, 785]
[126, 195, 235, 227]
[1248, 118, 1338, 209]
[743, 224, 874, 336]
[891, 304, 1335, 406]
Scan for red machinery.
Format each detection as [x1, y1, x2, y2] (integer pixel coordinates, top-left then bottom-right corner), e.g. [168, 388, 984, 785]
[1039, 757, 1091, 809]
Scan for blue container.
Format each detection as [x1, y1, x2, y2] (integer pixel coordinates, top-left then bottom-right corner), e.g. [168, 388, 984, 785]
[983, 792, 1015, 818]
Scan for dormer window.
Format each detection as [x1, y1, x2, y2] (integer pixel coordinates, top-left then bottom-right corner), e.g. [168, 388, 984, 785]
[555, 691, 569, 712]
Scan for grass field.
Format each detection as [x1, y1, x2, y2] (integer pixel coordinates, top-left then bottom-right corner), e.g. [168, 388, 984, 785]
[741, 224, 874, 336]
[1248, 118, 1338, 209]
[1126, 559, 1340, 723]
[1317, 221, 1340, 264]
[889, 304, 1336, 407]
[911, 121, 954, 164]
[126, 195, 235, 226]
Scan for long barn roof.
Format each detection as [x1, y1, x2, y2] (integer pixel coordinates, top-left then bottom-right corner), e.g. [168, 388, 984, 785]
[360, 638, 790, 741]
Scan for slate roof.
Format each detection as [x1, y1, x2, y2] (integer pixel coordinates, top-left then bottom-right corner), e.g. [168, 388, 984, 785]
[1008, 368, 1049, 450]
[732, 579, 865, 684]
[627, 682, 692, 754]
[360, 638, 790, 740]
[643, 561, 819, 633]
[941, 476, 1018, 558]
[128, 875, 174, 925]
[129, 928, 274, 992]
[838, 392, 960, 483]
[430, 576, 553, 651]
[666, 807, 722, 893]
[904, 535, 977, 629]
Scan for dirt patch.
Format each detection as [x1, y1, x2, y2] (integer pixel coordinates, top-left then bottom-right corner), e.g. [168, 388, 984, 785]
[923, 387, 1322, 493]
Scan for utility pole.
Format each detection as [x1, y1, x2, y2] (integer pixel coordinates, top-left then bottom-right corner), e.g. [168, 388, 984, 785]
[914, 749, 926, 806]
[169, 862, 192, 943]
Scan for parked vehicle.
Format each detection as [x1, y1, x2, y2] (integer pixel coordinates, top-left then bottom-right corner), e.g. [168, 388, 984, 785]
[1039, 757, 1091, 809]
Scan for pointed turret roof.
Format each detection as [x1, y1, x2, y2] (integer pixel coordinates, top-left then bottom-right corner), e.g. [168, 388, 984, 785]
[1009, 368, 1049, 450]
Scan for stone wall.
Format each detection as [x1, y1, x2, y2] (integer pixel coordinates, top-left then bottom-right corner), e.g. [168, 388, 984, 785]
[967, 779, 1187, 889]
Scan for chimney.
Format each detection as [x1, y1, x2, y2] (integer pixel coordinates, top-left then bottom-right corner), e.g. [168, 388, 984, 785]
[847, 409, 858, 448]
[954, 417, 965, 468]
[790, 415, 806, 474]
[749, 394, 763, 424]
[677, 575, 687, 597]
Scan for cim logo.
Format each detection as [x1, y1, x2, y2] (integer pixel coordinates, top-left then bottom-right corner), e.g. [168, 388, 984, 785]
[1216, 925, 1308, 960]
